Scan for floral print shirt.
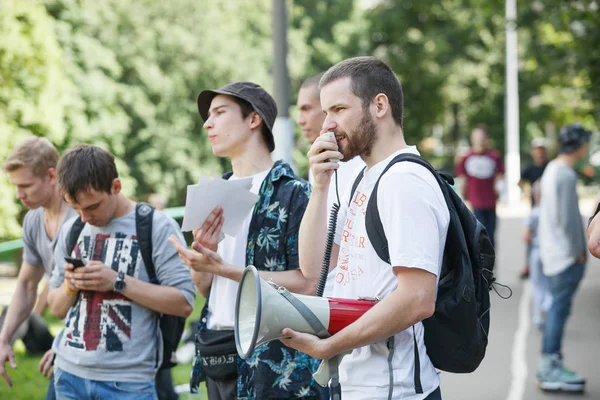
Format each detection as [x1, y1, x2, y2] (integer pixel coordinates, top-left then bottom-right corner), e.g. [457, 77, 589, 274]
[191, 161, 323, 399]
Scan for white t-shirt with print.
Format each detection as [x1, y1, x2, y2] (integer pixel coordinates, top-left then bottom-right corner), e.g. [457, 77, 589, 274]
[309, 156, 365, 297]
[206, 169, 270, 330]
[331, 146, 449, 400]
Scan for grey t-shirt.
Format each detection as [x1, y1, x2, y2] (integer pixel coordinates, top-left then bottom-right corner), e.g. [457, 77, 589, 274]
[22, 207, 77, 276]
[538, 160, 587, 276]
[50, 208, 195, 382]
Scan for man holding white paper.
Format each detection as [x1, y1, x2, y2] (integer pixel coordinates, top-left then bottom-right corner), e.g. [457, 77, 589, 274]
[168, 82, 323, 399]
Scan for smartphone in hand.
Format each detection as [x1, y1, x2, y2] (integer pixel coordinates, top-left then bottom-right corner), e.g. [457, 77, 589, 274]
[64, 257, 86, 269]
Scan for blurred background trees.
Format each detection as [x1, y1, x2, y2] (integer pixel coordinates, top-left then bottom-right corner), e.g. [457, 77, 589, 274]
[1, 0, 598, 239]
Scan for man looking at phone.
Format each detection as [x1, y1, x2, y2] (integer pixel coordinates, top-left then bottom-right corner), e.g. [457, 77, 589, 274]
[47, 144, 195, 400]
[0, 137, 76, 398]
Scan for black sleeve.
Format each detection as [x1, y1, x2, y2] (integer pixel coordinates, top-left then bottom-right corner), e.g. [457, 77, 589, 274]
[521, 165, 533, 183]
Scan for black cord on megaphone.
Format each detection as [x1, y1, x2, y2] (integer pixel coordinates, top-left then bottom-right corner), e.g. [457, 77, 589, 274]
[316, 169, 341, 298]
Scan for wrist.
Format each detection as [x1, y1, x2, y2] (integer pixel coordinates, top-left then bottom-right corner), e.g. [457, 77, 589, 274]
[319, 337, 336, 360]
[0, 334, 10, 345]
[63, 281, 77, 296]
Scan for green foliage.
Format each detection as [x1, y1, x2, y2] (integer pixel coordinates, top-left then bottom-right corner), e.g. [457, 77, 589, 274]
[1, 0, 599, 239]
[0, 0, 71, 238]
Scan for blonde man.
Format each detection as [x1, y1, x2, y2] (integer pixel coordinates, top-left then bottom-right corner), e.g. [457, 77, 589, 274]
[0, 137, 75, 399]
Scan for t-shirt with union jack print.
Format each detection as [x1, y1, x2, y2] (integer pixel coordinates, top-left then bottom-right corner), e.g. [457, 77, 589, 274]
[50, 209, 195, 382]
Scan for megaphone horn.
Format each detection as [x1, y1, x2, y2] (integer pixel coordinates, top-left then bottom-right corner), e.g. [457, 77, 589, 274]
[234, 265, 378, 360]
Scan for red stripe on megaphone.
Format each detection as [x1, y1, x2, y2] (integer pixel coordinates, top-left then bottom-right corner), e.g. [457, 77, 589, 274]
[327, 298, 379, 335]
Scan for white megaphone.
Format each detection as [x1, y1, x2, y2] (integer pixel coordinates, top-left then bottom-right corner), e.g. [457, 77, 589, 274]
[234, 265, 378, 388]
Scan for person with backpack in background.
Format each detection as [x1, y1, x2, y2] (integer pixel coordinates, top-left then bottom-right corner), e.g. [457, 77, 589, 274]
[47, 144, 195, 400]
[522, 181, 551, 331]
[283, 56, 450, 399]
[536, 124, 591, 392]
[0, 137, 77, 399]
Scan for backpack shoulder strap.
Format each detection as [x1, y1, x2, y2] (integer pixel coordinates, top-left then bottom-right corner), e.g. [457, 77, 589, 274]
[67, 217, 86, 255]
[222, 171, 233, 180]
[136, 203, 157, 284]
[366, 153, 447, 263]
[348, 167, 367, 207]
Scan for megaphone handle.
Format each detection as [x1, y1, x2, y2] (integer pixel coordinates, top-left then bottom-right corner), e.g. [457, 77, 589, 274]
[328, 355, 342, 400]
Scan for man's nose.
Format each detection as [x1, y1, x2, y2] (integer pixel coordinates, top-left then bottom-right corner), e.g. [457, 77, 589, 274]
[322, 118, 337, 132]
[79, 211, 91, 223]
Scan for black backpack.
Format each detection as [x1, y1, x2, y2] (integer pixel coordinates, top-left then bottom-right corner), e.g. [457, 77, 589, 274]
[350, 153, 498, 393]
[67, 203, 185, 370]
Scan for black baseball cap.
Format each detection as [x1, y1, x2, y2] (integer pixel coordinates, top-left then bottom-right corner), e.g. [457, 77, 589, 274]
[197, 82, 277, 152]
[558, 123, 592, 154]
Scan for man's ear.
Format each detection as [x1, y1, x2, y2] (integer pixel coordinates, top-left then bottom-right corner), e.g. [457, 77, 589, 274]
[111, 178, 122, 195]
[374, 93, 391, 119]
[46, 167, 57, 184]
[248, 112, 263, 131]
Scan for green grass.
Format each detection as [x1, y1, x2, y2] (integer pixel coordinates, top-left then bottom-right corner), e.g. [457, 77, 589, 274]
[0, 296, 209, 399]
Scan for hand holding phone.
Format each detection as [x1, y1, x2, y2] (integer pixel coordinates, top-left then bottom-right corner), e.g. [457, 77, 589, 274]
[64, 257, 86, 269]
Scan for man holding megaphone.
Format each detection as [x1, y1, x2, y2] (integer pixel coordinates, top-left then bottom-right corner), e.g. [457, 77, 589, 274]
[284, 57, 450, 400]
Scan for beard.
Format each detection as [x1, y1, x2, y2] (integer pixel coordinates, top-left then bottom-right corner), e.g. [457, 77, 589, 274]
[337, 109, 377, 161]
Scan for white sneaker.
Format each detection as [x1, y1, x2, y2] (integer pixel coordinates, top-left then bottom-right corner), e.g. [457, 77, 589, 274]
[537, 354, 585, 392]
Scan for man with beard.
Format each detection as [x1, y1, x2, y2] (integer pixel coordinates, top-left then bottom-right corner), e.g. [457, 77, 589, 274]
[283, 57, 449, 399]
[297, 73, 364, 217]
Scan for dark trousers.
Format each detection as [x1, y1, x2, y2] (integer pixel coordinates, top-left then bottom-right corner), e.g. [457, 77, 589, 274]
[425, 386, 442, 399]
[474, 208, 497, 247]
[156, 368, 179, 400]
[206, 376, 237, 400]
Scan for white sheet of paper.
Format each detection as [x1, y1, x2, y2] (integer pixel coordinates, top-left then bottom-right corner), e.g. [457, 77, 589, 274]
[181, 176, 259, 236]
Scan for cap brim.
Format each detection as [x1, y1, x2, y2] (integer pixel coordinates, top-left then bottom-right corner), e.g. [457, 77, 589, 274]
[197, 89, 237, 122]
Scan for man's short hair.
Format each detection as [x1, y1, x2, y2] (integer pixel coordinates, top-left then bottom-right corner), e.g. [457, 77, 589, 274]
[3, 136, 59, 177]
[57, 144, 118, 202]
[300, 72, 325, 97]
[320, 57, 404, 127]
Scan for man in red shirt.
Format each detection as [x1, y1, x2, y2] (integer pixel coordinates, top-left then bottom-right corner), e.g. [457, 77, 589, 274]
[456, 124, 504, 247]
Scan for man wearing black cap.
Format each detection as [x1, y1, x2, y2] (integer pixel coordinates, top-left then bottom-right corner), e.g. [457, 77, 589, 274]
[536, 123, 591, 393]
[172, 82, 323, 399]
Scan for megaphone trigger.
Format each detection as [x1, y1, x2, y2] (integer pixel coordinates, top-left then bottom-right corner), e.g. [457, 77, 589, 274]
[313, 350, 353, 387]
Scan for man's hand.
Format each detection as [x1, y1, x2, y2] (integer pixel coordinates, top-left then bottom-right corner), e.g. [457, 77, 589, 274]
[280, 328, 331, 360]
[168, 235, 224, 274]
[38, 349, 55, 379]
[63, 263, 79, 294]
[69, 261, 118, 292]
[307, 131, 342, 189]
[0, 341, 17, 386]
[193, 206, 224, 252]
